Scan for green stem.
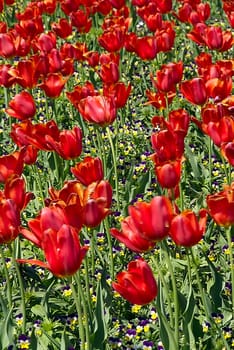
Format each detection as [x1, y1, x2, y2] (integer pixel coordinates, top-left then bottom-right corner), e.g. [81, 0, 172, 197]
[162, 241, 180, 349]
[104, 218, 114, 280]
[0, 246, 12, 308]
[226, 227, 234, 320]
[151, 255, 174, 328]
[70, 277, 86, 350]
[208, 137, 213, 192]
[74, 271, 90, 350]
[11, 242, 26, 333]
[106, 126, 120, 211]
[95, 127, 107, 176]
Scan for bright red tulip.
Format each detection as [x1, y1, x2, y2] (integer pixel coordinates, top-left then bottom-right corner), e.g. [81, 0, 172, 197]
[0, 199, 20, 244]
[170, 209, 207, 247]
[4, 175, 34, 211]
[20, 222, 88, 277]
[0, 64, 15, 87]
[154, 159, 183, 189]
[39, 73, 68, 98]
[70, 9, 92, 33]
[146, 90, 175, 109]
[71, 156, 104, 186]
[51, 18, 72, 38]
[111, 216, 156, 253]
[180, 78, 207, 105]
[135, 36, 158, 60]
[45, 126, 82, 160]
[128, 196, 174, 242]
[0, 32, 15, 57]
[103, 82, 131, 108]
[98, 28, 125, 52]
[112, 258, 158, 305]
[78, 95, 117, 127]
[0, 150, 25, 183]
[32, 31, 56, 53]
[152, 61, 183, 93]
[207, 184, 234, 226]
[8, 59, 40, 89]
[99, 61, 119, 84]
[66, 81, 98, 109]
[6, 91, 36, 120]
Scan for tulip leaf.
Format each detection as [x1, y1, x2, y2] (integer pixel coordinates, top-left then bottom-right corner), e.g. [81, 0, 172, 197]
[90, 270, 112, 349]
[185, 143, 201, 179]
[60, 330, 69, 350]
[156, 281, 177, 350]
[182, 286, 196, 349]
[31, 304, 47, 318]
[0, 305, 14, 349]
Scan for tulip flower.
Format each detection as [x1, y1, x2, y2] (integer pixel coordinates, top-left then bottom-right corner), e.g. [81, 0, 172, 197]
[70, 9, 92, 34]
[78, 95, 117, 127]
[103, 82, 131, 109]
[6, 91, 36, 120]
[170, 209, 207, 247]
[111, 216, 156, 253]
[180, 78, 207, 105]
[0, 64, 15, 87]
[0, 199, 20, 244]
[207, 184, 234, 226]
[0, 32, 15, 57]
[128, 196, 174, 242]
[4, 174, 34, 211]
[66, 81, 98, 110]
[98, 28, 125, 52]
[20, 223, 88, 277]
[152, 61, 183, 93]
[112, 258, 158, 305]
[51, 18, 72, 39]
[0, 149, 25, 183]
[71, 156, 104, 186]
[45, 126, 82, 160]
[135, 36, 158, 60]
[7, 59, 40, 89]
[39, 73, 68, 98]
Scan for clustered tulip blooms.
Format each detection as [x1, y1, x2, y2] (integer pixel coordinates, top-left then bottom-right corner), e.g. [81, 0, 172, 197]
[18, 157, 112, 277]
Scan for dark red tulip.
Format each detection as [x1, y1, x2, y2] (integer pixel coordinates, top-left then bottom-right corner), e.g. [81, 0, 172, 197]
[112, 258, 158, 305]
[0, 199, 20, 244]
[135, 36, 158, 60]
[51, 18, 72, 38]
[39, 73, 68, 98]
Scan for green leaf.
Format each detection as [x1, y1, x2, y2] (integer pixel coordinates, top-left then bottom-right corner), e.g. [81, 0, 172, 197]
[0, 305, 14, 349]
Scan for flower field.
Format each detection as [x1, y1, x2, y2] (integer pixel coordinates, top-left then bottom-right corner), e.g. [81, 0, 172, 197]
[0, 0, 234, 349]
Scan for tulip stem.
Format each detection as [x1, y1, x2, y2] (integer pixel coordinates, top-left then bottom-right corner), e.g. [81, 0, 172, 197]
[74, 271, 91, 349]
[106, 126, 120, 211]
[70, 277, 86, 350]
[95, 127, 107, 176]
[10, 242, 26, 333]
[104, 218, 114, 280]
[0, 246, 12, 309]
[226, 227, 234, 319]
[162, 241, 179, 349]
[151, 255, 174, 328]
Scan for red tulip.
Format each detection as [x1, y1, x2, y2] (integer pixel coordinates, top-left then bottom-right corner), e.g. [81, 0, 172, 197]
[152, 61, 183, 93]
[0, 64, 15, 87]
[39, 73, 68, 98]
[128, 196, 174, 242]
[8, 59, 40, 89]
[98, 28, 125, 52]
[0, 150, 25, 183]
[103, 81, 131, 108]
[99, 61, 119, 84]
[71, 156, 104, 186]
[66, 81, 98, 109]
[70, 9, 92, 34]
[0, 32, 15, 57]
[135, 36, 158, 60]
[6, 91, 36, 120]
[78, 95, 117, 127]
[112, 258, 158, 305]
[146, 90, 175, 109]
[207, 184, 234, 226]
[0, 199, 20, 244]
[170, 209, 207, 247]
[154, 159, 182, 189]
[45, 126, 82, 160]
[4, 175, 34, 211]
[20, 223, 88, 277]
[180, 78, 207, 105]
[111, 216, 155, 253]
[221, 142, 234, 166]
[51, 18, 72, 38]
[32, 31, 56, 53]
